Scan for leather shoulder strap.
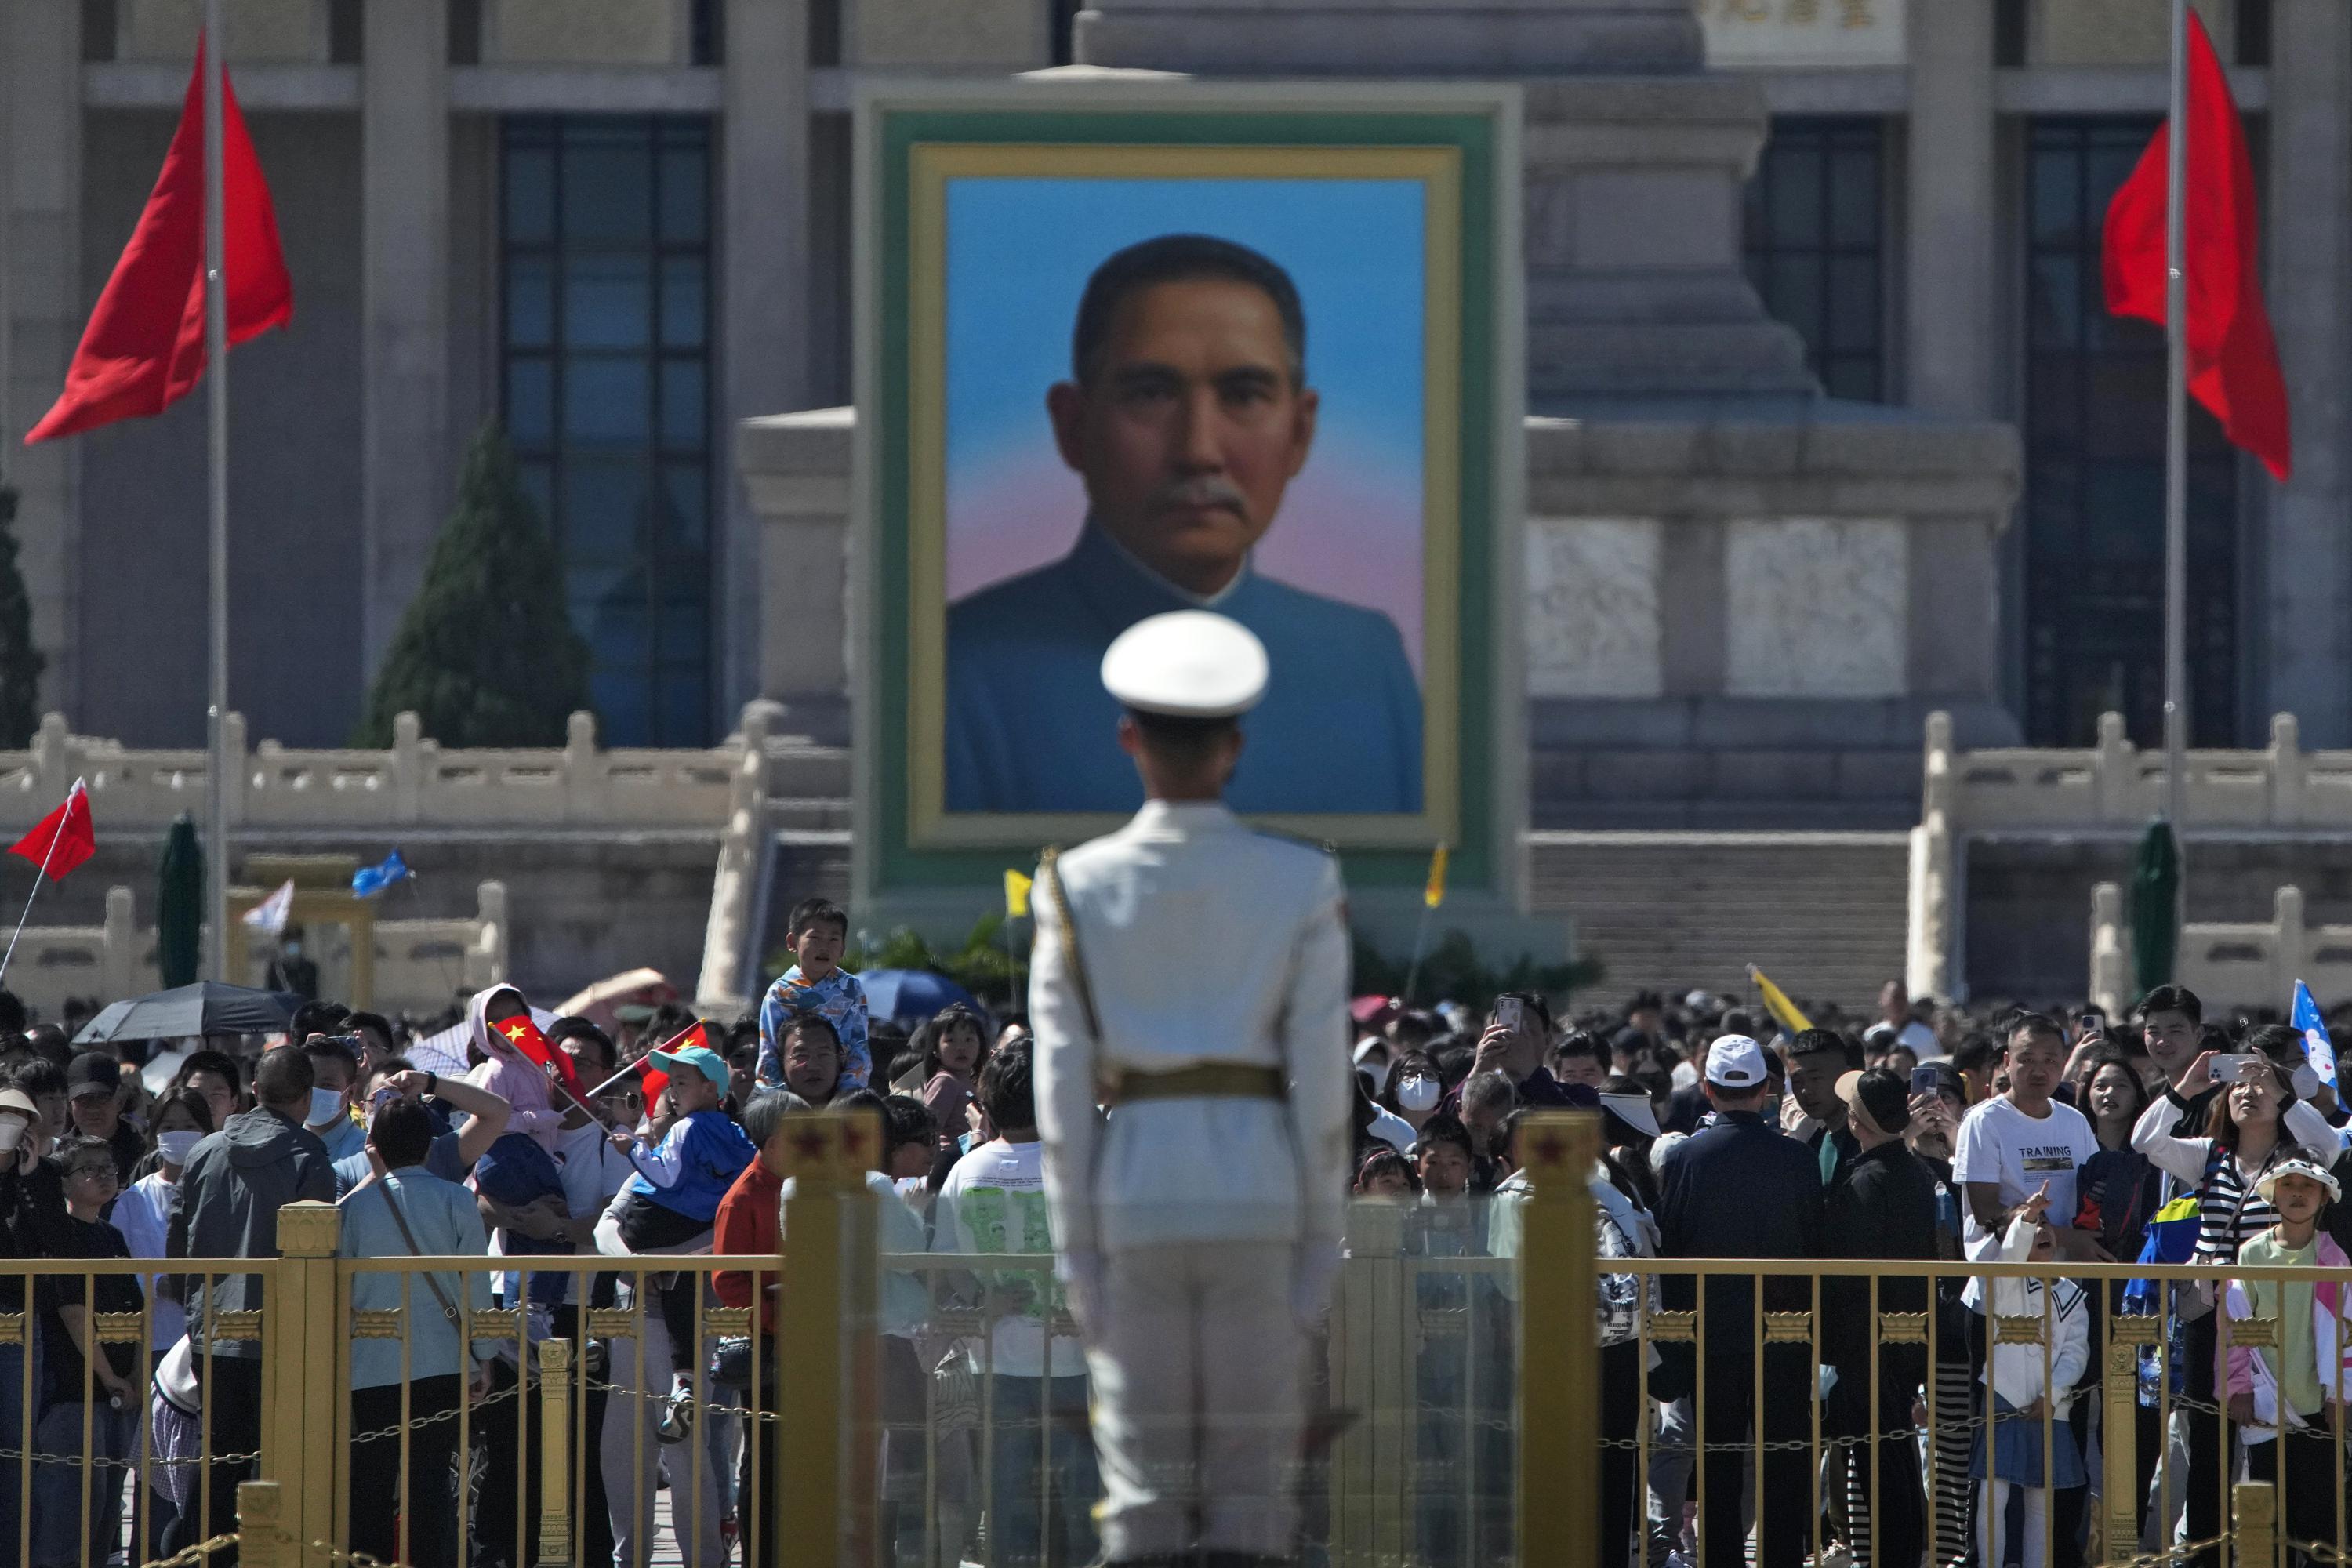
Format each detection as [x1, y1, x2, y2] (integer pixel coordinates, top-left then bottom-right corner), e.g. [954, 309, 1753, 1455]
[1037, 848, 1104, 1046]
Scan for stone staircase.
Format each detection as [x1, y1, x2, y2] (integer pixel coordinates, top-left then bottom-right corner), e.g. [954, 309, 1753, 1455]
[1526, 831, 1913, 1012]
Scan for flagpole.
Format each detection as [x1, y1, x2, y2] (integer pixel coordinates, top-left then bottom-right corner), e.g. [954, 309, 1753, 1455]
[0, 813, 70, 985]
[201, 0, 231, 981]
[2161, 0, 2190, 888]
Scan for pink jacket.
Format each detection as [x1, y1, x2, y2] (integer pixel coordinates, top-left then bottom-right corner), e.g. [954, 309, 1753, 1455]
[2223, 1231, 2352, 1423]
[466, 985, 560, 1152]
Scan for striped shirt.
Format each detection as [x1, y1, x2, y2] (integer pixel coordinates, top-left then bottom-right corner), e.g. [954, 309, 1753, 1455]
[2130, 1087, 2345, 1264]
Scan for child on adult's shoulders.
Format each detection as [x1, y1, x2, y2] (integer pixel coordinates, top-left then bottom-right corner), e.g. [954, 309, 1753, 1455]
[755, 898, 872, 1092]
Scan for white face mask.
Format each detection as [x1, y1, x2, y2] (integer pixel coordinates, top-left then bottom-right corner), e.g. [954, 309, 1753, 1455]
[156, 1130, 203, 1167]
[306, 1087, 346, 1128]
[1396, 1074, 1440, 1112]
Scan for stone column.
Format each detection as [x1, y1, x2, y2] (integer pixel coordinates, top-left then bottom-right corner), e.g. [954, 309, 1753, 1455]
[720, 0, 811, 728]
[361, 2, 450, 675]
[2, 1, 82, 713]
[1904, 0, 1997, 419]
[2265, 0, 2352, 743]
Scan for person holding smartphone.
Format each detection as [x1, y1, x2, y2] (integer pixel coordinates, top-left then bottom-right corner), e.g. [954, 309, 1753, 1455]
[1443, 990, 1573, 1116]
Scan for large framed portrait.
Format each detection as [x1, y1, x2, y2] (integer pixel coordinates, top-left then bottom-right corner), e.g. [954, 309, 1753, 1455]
[855, 83, 1523, 906]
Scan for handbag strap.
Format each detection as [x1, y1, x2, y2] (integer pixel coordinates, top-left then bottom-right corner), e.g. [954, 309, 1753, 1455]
[1036, 848, 1104, 1047]
[379, 1178, 461, 1325]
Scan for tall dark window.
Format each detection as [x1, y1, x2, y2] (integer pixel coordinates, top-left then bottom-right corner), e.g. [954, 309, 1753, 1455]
[500, 117, 714, 746]
[1741, 117, 1886, 402]
[2024, 118, 2238, 746]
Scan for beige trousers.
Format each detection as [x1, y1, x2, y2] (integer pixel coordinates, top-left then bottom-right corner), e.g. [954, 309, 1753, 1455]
[1084, 1240, 1303, 1561]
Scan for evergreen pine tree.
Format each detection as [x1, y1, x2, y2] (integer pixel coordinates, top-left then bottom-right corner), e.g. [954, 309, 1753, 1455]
[355, 422, 592, 747]
[0, 479, 47, 749]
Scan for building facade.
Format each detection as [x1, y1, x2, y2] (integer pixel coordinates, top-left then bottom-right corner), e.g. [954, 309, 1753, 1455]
[2, 0, 2344, 805]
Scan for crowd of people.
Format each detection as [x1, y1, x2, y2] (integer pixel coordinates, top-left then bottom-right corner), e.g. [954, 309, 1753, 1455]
[0, 885, 2346, 1568]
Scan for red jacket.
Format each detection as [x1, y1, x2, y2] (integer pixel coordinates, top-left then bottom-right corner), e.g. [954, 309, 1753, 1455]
[711, 1159, 782, 1332]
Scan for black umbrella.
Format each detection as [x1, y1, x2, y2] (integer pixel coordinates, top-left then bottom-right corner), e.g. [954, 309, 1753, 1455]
[72, 981, 303, 1045]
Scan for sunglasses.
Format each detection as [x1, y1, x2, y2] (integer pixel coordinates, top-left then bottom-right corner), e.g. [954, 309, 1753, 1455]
[599, 1092, 645, 1111]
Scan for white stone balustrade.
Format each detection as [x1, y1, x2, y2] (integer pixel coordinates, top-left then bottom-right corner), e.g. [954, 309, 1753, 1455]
[0, 710, 747, 833]
[1925, 710, 2339, 833]
[5, 880, 510, 1022]
[2088, 882, 2352, 1016]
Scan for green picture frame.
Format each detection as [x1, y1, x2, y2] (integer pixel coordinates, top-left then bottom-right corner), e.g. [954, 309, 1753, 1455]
[853, 82, 1523, 913]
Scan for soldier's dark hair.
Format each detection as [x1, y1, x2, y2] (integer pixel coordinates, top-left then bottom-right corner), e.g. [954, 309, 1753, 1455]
[1126, 710, 1240, 769]
[1072, 234, 1306, 387]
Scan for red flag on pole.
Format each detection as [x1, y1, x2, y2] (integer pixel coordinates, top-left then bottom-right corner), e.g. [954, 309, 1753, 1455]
[637, 1022, 710, 1107]
[493, 1012, 586, 1102]
[23, 35, 291, 445]
[2102, 11, 2291, 481]
[8, 780, 95, 883]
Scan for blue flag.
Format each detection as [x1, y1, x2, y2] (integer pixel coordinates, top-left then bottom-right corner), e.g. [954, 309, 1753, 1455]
[2294, 978, 2336, 1089]
[351, 849, 410, 898]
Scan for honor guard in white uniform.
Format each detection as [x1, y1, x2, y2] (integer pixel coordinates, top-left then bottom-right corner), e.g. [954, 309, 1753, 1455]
[1029, 609, 1353, 1567]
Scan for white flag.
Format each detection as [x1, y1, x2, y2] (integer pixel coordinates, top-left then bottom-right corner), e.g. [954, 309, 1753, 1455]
[242, 878, 296, 936]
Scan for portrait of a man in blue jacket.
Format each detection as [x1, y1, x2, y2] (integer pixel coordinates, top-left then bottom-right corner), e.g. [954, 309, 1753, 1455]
[944, 233, 1424, 816]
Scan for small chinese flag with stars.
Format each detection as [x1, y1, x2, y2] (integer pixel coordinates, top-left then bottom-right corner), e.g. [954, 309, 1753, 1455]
[497, 1011, 583, 1102]
[640, 1020, 711, 1107]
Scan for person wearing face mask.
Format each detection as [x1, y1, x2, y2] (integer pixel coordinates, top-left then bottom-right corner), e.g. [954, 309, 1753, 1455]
[102, 1088, 213, 1555]
[300, 1034, 368, 1163]
[1387, 1051, 1445, 1141]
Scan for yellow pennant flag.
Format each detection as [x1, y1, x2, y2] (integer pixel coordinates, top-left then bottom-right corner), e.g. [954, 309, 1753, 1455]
[1748, 964, 1813, 1036]
[1423, 844, 1449, 909]
[1004, 868, 1033, 919]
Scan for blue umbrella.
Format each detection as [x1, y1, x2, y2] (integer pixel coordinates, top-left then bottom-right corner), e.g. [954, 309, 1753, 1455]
[855, 968, 980, 1028]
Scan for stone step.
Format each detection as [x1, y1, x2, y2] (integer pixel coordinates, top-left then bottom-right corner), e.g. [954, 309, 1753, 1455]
[763, 742, 851, 798]
[764, 797, 851, 832]
[1526, 831, 1912, 1014]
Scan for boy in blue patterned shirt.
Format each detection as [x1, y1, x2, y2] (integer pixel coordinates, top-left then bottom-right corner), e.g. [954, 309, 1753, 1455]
[757, 898, 871, 1090]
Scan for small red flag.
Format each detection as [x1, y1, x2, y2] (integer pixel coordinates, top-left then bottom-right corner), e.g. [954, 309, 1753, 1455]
[493, 1011, 584, 1102]
[2102, 11, 2291, 481]
[638, 1022, 709, 1108]
[24, 35, 292, 445]
[9, 781, 95, 883]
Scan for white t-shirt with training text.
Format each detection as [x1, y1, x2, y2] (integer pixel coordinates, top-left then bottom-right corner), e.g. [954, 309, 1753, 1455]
[931, 1139, 1086, 1378]
[1951, 1094, 2100, 1261]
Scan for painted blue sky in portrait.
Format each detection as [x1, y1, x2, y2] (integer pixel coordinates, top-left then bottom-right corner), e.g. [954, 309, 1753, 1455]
[942, 175, 1428, 670]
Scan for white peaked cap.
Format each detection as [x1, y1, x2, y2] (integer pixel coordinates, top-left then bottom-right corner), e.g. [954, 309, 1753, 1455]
[1100, 610, 1269, 719]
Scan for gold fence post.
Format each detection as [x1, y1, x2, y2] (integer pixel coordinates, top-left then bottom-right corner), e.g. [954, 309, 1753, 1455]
[235, 1479, 289, 1568]
[263, 1201, 340, 1558]
[2237, 1479, 2278, 1568]
[538, 1335, 575, 1566]
[1517, 1109, 1601, 1568]
[2103, 1336, 2139, 1560]
[775, 1105, 880, 1568]
[1329, 1198, 1410, 1566]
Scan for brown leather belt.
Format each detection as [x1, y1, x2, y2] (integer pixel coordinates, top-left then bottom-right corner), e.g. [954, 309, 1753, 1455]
[1107, 1064, 1286, 1106]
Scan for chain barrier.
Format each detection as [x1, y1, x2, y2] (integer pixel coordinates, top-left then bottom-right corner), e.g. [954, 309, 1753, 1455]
[2094, 1530, 2237, 1568]
[134, 1532, 241, 1568]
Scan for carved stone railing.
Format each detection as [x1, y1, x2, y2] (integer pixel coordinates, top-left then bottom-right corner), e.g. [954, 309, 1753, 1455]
[2088, 883, 2351, 1016]
[9, 881, 509, 1021]
[0, 711, 745, 833]
[1909, 710, 2350, 1004]
[1925, 710, 2341, 833]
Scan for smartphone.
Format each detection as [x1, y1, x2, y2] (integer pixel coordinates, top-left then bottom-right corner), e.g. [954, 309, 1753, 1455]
[2076, 1011, 2107, 1040]
[1494, 996, 1523, 1032]
[1911, 1065, 1940, 1098]
[2209, 1053, 2264, 1084]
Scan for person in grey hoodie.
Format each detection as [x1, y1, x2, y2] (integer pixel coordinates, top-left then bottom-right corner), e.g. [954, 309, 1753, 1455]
[161, 1045, 336, 1563]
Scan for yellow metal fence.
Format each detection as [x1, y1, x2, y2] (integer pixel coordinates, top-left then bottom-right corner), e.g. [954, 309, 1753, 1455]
[8, 1109, 2350, 1568]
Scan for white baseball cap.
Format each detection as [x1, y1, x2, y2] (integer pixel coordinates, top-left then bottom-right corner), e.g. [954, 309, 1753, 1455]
[1704, 1033, 1769, 1089]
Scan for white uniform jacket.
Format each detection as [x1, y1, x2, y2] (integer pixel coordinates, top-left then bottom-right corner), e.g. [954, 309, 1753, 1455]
[1029, 800, 1352, 1258]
